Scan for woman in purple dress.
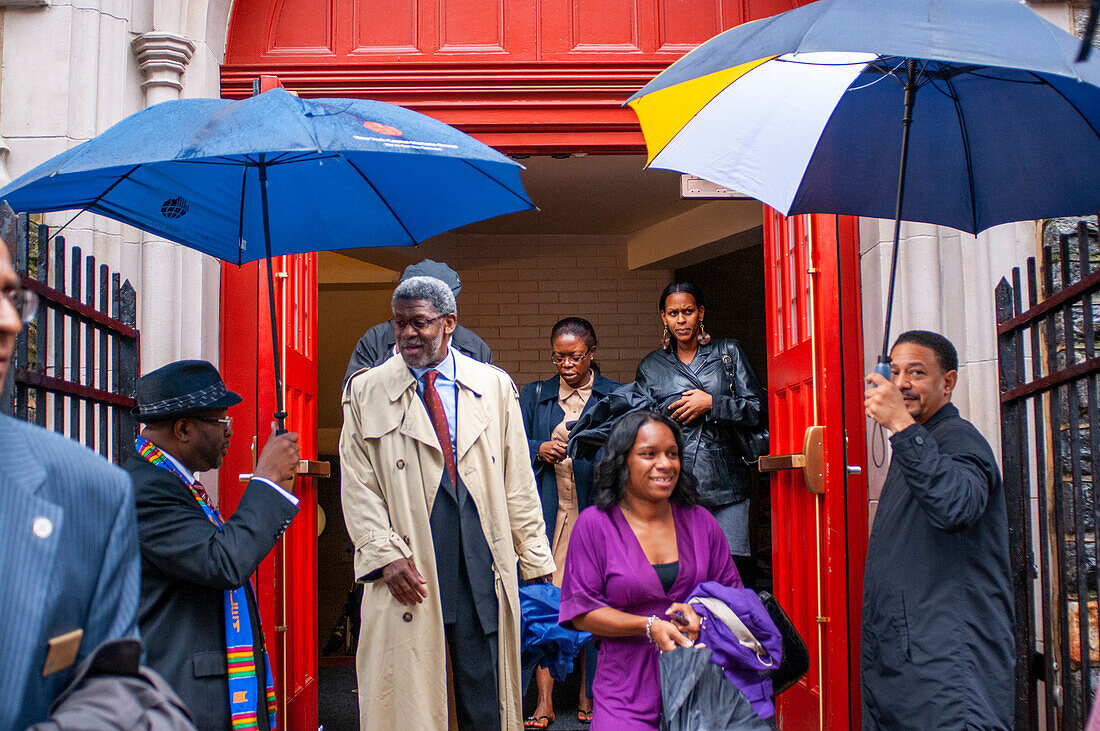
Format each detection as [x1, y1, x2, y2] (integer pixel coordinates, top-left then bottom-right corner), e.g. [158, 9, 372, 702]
[559, 410, 742, 730]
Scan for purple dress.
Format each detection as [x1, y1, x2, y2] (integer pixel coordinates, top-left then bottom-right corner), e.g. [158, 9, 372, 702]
[559, 503, 742, 730]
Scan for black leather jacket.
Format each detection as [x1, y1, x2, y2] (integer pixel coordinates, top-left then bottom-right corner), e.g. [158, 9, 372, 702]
[635, 340, 765, 507]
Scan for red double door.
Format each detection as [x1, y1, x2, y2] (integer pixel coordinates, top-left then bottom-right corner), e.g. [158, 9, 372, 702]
[219, 254, 319, 728]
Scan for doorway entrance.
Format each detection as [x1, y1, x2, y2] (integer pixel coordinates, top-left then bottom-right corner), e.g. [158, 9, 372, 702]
[311, 154, 775, 725]
[219, 152, 869, 729]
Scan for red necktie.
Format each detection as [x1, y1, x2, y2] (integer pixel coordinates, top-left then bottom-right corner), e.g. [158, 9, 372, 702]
[423, 370, 458, 490]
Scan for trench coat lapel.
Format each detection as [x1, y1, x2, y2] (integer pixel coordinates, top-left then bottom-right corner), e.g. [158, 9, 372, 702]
[0, 417, 62, 704]
[380, 356, 444, 451]
[379, 349, 491, 467]
[454, 353, 490, 462]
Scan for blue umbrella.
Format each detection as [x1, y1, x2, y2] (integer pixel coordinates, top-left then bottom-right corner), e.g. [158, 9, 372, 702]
[519, 583, 591, 682]
[627, 0, 1100, 370]
[0, 89, 534, 426]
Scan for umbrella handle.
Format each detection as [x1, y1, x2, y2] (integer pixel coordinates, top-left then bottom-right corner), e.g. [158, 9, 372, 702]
[872, 356, 892, 386]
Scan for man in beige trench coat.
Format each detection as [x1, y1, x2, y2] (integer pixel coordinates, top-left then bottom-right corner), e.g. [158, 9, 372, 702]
[341, 275, 555, 730]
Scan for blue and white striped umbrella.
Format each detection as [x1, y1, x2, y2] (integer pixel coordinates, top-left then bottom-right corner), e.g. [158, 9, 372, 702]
[628, 0, 1100, 236]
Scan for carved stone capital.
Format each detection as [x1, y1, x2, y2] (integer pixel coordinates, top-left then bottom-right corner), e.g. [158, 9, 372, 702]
[130, 32, 196, 95]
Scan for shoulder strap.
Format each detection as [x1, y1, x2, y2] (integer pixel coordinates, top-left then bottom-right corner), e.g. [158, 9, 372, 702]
[718, 340, 739, 396]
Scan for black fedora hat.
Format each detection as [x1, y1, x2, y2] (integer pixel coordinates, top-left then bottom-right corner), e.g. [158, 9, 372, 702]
[132, 360, 243, 421]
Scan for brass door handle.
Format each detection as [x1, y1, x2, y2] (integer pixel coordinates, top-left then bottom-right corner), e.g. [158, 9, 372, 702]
[757, 425, 825, 494]
[239, 459, 332, 483]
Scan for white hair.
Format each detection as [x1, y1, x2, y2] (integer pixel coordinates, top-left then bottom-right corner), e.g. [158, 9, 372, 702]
[391, 275, 457, 316]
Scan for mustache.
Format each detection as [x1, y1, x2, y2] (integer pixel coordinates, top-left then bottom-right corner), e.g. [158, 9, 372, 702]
[900, 389, 917, 399]
[399, 338, 424, 348]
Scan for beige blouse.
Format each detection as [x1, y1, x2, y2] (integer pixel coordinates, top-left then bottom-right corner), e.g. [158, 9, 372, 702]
[549, 371, 594, 586]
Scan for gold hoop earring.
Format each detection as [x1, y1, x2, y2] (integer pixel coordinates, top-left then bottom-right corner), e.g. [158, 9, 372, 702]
[661, 325, 671, 350]
[697, 321, 711, 345]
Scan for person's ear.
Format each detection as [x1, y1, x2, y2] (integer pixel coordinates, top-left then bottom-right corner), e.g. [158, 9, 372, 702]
[697, 305, 705, 320]
[173, 417, 190, 443]
[443, 313, 457, 336]
[943, 369, 958, 396]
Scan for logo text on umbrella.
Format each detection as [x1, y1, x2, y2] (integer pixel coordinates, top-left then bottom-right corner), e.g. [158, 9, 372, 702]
[160, 196, 190, 219]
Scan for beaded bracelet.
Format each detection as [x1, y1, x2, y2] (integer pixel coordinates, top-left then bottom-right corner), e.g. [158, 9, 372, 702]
[645, 615, 659, 642]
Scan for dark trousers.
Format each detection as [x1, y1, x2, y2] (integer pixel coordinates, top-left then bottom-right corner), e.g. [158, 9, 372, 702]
[445, 551, 500, 730]
[432, 475, 500, 729]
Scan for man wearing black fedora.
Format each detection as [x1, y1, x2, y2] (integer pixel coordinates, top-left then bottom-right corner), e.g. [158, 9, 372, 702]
[123, 359, 301, 730]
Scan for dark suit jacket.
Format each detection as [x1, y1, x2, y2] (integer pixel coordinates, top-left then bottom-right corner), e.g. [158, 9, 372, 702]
[518, 372, 622, 536]
[343, 321, 492, 386]
[124, 456, 299, 730]
[0, 414, 141, 729]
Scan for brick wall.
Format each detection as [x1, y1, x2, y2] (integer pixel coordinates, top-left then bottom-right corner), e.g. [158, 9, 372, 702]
[416, 233, 675, 388]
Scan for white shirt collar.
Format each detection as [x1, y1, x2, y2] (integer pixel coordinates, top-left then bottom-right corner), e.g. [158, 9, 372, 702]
[158, 447, 196, 485]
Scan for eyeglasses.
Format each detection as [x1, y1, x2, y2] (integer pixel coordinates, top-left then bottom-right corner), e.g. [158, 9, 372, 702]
[392, 315, 445, 332]
[2, 287, 38, 325]
[192, 416, 233, 429]
[550, 348, 592, 366]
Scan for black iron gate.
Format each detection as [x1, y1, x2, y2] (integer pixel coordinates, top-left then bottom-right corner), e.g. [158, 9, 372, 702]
[0, 204, 140, 463]
[998, 216, 1100, 729]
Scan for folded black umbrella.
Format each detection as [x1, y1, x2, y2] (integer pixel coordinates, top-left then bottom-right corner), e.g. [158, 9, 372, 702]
[659, 646, 770, 731]
[568, 381, 656, 460]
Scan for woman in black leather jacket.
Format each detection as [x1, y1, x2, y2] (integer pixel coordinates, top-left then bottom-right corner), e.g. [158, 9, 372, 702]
[635, 281, 765, 559]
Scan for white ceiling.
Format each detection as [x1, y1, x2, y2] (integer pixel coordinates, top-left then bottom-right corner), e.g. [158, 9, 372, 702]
[456, 154, 711, 236]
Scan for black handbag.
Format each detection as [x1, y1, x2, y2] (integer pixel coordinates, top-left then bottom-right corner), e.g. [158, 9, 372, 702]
[719, 345, 769, 464]
[757, 591, 810, 695]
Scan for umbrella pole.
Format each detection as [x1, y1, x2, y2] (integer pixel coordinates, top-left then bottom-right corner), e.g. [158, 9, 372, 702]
[258, 159, 289, 433]
[877, 59, 918, 379]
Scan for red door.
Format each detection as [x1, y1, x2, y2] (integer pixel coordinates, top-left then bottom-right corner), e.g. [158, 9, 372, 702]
[220, 253, 320, 728]
[763, 211, 868, 729]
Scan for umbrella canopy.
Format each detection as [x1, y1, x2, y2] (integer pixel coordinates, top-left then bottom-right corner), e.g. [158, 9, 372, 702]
[518, 583, 591, 683]
[627, 0, 1100, 236]
[0, 89, 533, 264]
[659, 646, 770, 731]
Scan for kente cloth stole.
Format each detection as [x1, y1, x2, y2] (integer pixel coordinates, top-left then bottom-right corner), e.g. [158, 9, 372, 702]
[134, 437, 278, 730]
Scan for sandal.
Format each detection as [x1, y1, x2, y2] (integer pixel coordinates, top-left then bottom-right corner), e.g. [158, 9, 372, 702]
[524, 715, 554, 729]
[577, 710, 593, 724]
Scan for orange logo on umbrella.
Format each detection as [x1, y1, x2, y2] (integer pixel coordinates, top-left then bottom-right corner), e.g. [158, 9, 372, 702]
[363, 121, 402, 137]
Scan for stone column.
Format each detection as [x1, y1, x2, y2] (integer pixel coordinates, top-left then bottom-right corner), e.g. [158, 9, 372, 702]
[130, 27, 220, 372]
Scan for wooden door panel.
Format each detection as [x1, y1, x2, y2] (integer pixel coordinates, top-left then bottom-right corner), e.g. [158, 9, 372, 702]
[764, 211, 867, 730]
[656, 0, 731, 52]
[351, 0, 421, 56]
[277, 253, 319, 729]
[228, 0, 752, 63]
[220, 253, 319, 730]
[574, 0, 642, 53]
[438, 0, 506, 52]
[270, 0, 337, 55]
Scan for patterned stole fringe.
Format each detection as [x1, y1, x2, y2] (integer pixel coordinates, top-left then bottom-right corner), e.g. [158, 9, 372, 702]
[135, 437, 278, 729]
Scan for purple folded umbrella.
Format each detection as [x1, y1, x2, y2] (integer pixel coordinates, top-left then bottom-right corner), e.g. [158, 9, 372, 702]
[687, 581, 783, 719]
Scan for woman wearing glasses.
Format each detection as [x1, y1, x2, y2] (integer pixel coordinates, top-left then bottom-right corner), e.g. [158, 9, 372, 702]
[519, 317, 621, 728]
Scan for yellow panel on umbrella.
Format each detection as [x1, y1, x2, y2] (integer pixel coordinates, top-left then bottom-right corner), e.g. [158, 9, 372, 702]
[628, 56, 775, 165]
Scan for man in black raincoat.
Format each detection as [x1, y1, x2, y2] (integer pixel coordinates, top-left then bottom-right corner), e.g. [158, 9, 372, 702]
[861, 330, 1013, 730]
